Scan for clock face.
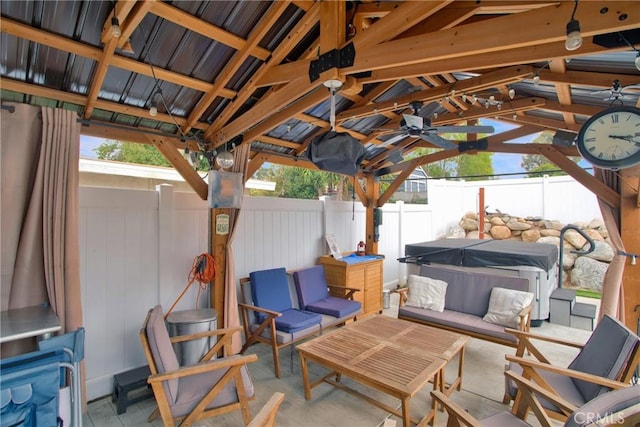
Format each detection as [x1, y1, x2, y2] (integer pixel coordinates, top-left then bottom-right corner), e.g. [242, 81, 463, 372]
[576, 106, 640, 170]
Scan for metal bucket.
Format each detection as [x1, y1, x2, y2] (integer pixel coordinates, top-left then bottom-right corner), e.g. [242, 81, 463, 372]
[166, 308, 218, 366]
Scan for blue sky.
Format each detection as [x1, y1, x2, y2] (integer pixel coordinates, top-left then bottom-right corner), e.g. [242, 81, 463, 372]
[80, 135, 105, 158]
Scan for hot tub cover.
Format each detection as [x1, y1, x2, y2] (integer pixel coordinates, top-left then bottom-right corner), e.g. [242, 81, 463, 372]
[403, 239, 558, 272]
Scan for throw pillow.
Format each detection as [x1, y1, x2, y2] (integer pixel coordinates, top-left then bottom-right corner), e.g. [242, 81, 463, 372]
[405, 275, 447, 312]
[483, 287, 534, 328]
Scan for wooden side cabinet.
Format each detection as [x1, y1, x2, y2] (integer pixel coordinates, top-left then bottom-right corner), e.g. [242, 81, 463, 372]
[318, 253, 384, 317]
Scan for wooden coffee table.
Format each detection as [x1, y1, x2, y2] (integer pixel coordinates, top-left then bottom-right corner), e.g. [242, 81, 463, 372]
[296, 315, 469, 427]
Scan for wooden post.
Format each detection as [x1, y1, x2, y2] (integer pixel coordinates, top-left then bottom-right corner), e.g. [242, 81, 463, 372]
[621, 165, 640, 330]
[478, 187, 485, 239]
[210, 208, 229, 329]
[367, 174, 380, 254]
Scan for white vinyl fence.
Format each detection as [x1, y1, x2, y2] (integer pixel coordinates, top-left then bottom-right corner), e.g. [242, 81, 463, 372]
[79, 175, 600, 399]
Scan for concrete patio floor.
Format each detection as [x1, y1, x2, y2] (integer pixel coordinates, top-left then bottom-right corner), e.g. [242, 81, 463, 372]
[85, 294, 597, 426]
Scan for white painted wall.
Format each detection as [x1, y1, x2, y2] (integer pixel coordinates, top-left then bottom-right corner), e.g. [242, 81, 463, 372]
[79, 175, 601, 400]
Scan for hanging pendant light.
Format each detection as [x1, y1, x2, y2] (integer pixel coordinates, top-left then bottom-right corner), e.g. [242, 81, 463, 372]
[564, 0, 582, 51]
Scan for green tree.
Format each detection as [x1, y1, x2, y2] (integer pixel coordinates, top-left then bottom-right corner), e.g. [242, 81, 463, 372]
[521, 131, 570, 177]
[456, 152, 494, 180]
[95, 140, 213, 170]
[95, 140, 172, 167]
[409, 147, 494, 180]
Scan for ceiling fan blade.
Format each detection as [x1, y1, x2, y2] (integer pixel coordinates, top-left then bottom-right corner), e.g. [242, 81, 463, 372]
[419, 134, 457, 150]
[427, 125, 495, 134]
[402, 114, 423, 130]
[380, 133, 408, 147]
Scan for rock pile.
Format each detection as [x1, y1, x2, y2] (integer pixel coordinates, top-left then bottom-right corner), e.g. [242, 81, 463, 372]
[443, 212, 612, 292]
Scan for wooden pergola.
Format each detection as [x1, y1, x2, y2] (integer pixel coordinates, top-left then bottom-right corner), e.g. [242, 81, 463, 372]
[1, 0, 639, 327]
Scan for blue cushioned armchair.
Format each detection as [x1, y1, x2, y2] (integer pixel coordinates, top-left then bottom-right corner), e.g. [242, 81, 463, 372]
[238, 266, 361, 378]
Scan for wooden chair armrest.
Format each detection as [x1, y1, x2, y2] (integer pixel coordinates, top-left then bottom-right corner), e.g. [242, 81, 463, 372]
[506, 355, 631, 390]
[327, 285, 360, 300]
[505, 326, 585, 359]
[238, 303, 282, 318]
[393, 287, 408, 307]
[505, 370, 573, 421]
[148, 354, 259, 383]
[430, 390, 483, 427]
[169, 326, 242, 344]
[247, 392, 285, 427]
[504, 328, 585, 349]
[327, 285, 360, 293]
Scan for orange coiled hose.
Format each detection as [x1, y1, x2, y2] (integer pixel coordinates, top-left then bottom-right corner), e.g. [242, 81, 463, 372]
[164, 253, 216, 319]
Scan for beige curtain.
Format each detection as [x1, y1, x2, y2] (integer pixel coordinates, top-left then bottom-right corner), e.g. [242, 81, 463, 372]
[223, 143, 251, 354]
[594, 168, 625, 320]
[1, 103, 83, 354]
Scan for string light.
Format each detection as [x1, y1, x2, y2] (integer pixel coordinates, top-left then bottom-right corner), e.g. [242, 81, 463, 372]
[565, 0, 582, 51]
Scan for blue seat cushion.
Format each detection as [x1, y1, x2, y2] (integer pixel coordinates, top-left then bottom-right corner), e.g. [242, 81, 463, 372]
[275, 309, 322, 333]
[250, 268, 292, 322]
[306, 297, 361, 318]
[293, 266, 329, 308]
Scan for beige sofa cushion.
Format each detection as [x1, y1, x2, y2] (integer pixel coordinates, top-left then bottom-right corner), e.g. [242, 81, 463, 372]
[405, 274, 448, 312]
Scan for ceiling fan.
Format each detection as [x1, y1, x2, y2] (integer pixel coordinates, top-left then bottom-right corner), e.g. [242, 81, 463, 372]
[380, 101, 495, 150]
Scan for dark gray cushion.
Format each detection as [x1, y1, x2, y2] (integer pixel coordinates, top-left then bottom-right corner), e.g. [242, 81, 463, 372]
[146, 305, 180, 402]
[171, 356, 255, 418]
[568, 315, 639, 402]
[505, 361, 586, 411]
[398, 306, 518, 344]
[481, 411, 530, 426]
[565, 385, 640, 427]
[419, 264, 529, 317]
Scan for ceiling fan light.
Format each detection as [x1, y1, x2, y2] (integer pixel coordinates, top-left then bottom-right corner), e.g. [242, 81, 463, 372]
[565, 19, 582, 51]
[111, 17, 122, 38]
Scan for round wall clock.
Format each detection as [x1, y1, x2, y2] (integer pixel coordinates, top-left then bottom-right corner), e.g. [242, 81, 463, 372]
[575, 106, 640, 170]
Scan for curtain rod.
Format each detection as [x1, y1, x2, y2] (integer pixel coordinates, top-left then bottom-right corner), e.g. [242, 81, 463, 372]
[76, 118, 199, 142]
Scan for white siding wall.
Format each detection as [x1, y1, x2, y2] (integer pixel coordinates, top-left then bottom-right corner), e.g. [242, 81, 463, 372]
[79, 175, 600, 400]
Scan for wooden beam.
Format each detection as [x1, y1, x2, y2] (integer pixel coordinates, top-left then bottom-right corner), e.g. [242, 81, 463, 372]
[344, 2, 640, 74]
[380, 148, 461, 176]
[620, 165, 640, 329]
[361, 40, 626, 85]
[378, 163, 420, 206]
[353, 178, 370, 208]
[536, 145, 619, 209]
[497, 114, 582, 133]
[146, 134, 209, 200]
[83, 36, 119, 119]
[209, 76, 325, 148]
[435, 97, 545, 125]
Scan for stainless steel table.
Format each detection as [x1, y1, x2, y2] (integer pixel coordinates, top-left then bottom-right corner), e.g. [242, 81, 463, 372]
[0, 305, 61, 343]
